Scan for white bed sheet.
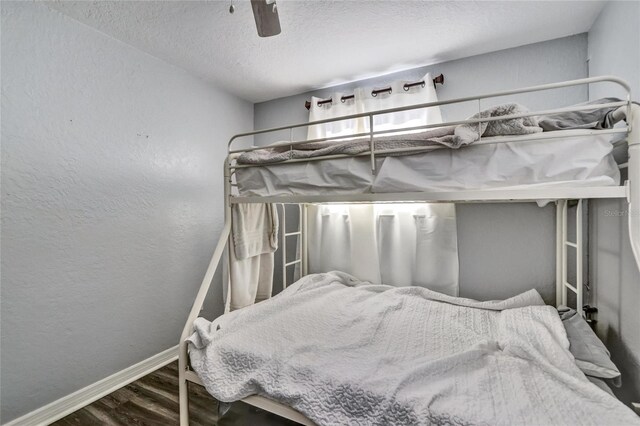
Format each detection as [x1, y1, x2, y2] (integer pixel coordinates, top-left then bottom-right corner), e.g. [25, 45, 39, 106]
[236, 130, 620, 197]
[188, 272, 640, 426]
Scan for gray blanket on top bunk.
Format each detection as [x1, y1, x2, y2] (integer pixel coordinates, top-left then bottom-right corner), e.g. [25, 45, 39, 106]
[187, 272, 640, 426]
[238, 103, 541, 164]
[237, 98, 628, 165]
[538, 97, 632, 131]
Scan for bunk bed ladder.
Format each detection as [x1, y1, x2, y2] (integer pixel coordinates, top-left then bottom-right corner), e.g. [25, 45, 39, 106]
[556, 199, 583, 312]
[279, 204, 307, 289]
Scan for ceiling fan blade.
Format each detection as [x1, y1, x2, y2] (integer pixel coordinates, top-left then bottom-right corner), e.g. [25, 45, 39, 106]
[251, 0, 281, 37]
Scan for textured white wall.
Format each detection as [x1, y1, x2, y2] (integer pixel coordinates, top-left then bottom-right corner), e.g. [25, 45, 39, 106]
[0, 2, 252, 422]
[588, 0, 640, 405]
[255, 35, 588, 303]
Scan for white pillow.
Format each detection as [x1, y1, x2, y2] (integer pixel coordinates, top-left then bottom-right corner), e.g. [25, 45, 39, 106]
[558, 306, 621, 386]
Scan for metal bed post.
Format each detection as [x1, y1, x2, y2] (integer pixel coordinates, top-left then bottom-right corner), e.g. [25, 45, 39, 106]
[369, 115, 376, 174]
[223, 241, 232, 314]
[296, 204, 303, 281]
[302, 204, 308, 277]
[627, 104, 640, 271]
[555, 200, 566, 307]
[576, 200, 584, 312]
[561, 200, 569, 306]
[280, 203, 287, 290]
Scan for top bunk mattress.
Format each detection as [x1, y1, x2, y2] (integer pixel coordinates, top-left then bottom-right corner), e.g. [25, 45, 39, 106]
[235, 130, 620, 197]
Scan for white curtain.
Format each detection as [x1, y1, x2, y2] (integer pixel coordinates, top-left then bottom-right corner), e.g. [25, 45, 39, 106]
[307, 72, 443, 140]
[308, 203, 459, 296]
[305, 73, 457, 295]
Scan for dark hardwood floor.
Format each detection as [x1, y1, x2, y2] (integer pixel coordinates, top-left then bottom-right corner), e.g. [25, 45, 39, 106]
[52, 361, 298, 426]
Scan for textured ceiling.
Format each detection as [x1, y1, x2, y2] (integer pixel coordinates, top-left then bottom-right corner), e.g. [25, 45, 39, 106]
[48, 0, 605, 103]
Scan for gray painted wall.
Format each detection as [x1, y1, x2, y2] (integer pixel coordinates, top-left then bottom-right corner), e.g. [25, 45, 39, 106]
[255, 35, 589, 304]
[254, 35, 588, 146]
[0, 2, 252, 422]
[588, 0, 640, 405]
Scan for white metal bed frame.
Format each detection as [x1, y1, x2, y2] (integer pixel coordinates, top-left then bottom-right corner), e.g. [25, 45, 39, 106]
[178, 76, 640, 426]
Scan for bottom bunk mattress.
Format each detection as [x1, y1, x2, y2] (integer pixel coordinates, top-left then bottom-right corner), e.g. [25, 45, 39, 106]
[187, 272, 640, 426]
[235, 130, 620, 196]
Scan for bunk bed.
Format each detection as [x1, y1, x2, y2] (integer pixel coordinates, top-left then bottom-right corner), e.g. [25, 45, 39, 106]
[178, 76, 640, 425]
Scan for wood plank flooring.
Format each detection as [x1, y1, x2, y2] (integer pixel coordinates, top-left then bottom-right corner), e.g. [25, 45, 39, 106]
[52, 361, 299, 425]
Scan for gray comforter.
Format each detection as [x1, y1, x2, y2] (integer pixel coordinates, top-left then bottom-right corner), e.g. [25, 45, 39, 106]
[187, 272, 640, 426]
[238, 103, 541, 164]
[538, 97, 630, 130]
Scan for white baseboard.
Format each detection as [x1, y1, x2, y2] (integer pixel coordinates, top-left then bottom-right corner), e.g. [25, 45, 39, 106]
[3, 345, 179, 426]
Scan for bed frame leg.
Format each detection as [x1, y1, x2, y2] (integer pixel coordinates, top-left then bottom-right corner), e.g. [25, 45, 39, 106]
[627, 104, 640, 273]
[555, 200, 565, 307]
[179, 379, 189, 425]
[179, 341, 190, 425]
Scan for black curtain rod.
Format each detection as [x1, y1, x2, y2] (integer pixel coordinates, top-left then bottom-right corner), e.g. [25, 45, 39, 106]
[305, 73, 444, 110]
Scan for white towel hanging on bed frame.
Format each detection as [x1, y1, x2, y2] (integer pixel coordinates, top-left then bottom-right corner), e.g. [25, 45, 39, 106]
[229, 203, 279, 310]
